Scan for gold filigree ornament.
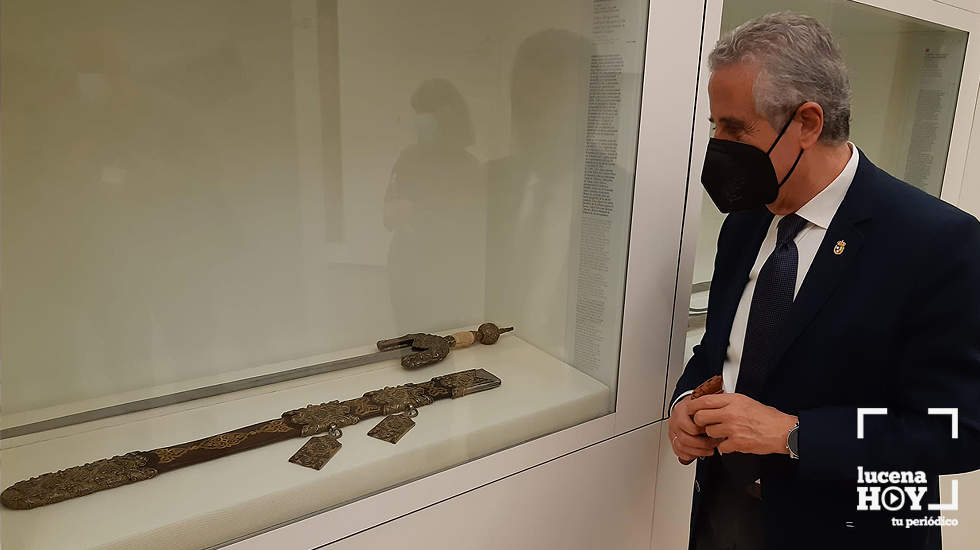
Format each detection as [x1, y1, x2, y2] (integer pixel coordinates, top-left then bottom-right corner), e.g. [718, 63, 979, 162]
[364, 385, 433, 415]
[155, 419, 293, 463]
[436, 369, 498, 397]
[282, 400, 360, 437]
[0, 453, 157, 510]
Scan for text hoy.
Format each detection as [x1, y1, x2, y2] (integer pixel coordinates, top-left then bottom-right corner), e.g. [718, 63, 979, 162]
[856, 467, 959, 512]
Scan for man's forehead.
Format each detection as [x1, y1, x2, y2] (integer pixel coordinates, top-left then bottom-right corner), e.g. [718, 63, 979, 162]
[707, 62, 762, 123]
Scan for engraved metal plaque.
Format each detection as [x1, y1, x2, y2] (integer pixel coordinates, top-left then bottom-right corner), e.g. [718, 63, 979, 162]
[367, 414, 416, 444]
[288, 436, 342, 470]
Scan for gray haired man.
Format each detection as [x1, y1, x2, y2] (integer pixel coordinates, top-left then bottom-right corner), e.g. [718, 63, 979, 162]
[668, 12, 980, 550]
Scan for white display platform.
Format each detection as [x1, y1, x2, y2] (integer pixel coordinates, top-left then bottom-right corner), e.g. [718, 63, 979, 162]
[0, 335, 609, 550]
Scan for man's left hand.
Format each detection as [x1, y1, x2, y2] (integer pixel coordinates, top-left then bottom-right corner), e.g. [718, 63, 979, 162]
[687, 393, 798, 456]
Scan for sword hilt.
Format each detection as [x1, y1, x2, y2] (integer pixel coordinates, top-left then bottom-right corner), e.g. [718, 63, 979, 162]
[447, 323, 514, 349]
[376, 323, 514, 370]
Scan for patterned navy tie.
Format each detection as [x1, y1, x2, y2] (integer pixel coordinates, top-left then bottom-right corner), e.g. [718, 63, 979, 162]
[734, 213, 810, 399]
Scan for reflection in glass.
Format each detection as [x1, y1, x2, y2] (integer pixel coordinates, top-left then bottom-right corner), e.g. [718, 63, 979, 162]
[1, 1, 649, 548]
[487, 30, 593, 362]
[385, 79, 486, 332]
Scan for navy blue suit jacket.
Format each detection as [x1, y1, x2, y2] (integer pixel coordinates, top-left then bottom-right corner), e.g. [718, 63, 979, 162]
[671, 152, 980, 549]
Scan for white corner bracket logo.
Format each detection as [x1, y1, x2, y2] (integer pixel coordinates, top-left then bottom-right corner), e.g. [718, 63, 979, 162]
[856, 407, 958, 440]
[855, 407, 960, 527]
[928, 408, 959, 439]
[856, 407, 888, 439]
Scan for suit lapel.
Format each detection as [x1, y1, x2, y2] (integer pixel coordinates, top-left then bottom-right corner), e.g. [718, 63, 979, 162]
[766, 152, 877, 376]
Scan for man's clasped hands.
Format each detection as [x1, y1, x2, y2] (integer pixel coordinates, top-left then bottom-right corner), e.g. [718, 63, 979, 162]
[668, 393, 800, 464]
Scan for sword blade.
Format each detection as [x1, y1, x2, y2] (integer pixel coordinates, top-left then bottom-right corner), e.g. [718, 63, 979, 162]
[1, 347, 409, 440]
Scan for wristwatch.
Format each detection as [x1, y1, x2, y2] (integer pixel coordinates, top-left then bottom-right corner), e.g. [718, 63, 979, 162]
[786, 422, 800, 460]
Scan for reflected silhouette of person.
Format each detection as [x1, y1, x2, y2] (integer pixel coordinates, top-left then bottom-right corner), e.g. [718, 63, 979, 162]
[486, 30, 594, 361]
[384, 79, 486, 333]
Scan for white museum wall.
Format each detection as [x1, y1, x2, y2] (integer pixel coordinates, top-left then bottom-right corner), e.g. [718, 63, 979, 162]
[650, 340, 702, 550]
[942, 0, 980, 14]
[958, 87, 980, 219]
[325, 421, 663, 550]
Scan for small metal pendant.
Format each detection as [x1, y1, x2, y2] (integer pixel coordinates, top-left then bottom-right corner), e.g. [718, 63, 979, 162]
[289, 424, 343, 470]
[368, 405, 418, 444]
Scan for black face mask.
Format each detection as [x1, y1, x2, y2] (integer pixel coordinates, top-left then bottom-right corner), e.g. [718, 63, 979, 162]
[700, 108, 805, 213]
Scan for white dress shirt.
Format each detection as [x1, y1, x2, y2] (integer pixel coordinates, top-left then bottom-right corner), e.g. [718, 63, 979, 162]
[671, 142, 859, 412]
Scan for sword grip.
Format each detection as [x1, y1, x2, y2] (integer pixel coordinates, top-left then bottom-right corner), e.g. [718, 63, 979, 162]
[449, 331, 478, 348]
[451, 323, 514, 349]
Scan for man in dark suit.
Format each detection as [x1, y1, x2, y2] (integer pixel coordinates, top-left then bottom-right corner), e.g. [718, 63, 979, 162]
[667, 12, 980, 550]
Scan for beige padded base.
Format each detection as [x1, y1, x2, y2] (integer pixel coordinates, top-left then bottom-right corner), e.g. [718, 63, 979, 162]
[0, 335, 609, 550]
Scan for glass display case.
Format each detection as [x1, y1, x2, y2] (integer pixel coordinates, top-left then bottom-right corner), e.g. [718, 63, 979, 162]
[684, 0, 971, 341]
[0, 1, 661, 549]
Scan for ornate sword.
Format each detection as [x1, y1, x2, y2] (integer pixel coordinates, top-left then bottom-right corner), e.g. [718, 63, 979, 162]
[2, 322, 513, 439]
[1, 368, 502, 510]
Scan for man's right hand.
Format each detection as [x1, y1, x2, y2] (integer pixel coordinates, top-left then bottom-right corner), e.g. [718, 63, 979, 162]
[669, 395, 720, 464]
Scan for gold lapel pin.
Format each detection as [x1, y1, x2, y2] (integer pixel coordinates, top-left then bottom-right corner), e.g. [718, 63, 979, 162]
[834, 240, 846, 255]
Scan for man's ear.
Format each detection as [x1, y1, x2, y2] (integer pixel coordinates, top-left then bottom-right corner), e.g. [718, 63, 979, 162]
[797, 101, 824, 149]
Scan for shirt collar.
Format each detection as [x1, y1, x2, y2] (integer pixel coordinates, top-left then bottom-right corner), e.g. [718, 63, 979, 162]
[794, 142, 859, 230]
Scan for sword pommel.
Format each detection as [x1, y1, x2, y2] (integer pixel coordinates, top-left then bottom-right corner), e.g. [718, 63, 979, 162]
[431, 368, 502, 398]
